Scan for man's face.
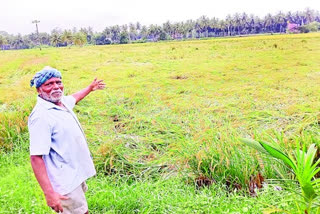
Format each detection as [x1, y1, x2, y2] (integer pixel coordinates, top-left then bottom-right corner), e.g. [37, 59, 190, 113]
[37, 77, 64, 103]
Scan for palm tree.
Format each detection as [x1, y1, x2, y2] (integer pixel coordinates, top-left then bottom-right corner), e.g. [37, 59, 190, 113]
[233, 13, 241, 35]
[198, 15, 210, 37]
[50, 33, 62, 47]
[148, 24, 161, 41]
[38, 32, 50, 45]
[274, 12, 287, 33]
[225, 15, 234, 36]
[73, 32, 87, 46]
[110, 25, 121, 43]
[139, 25, 148, 40]
[184, 19, 195, 38]
[163, 21, 173, 38]
[62, 30, 73, 47]
[0, 35, 7, 50]
[264, 13, 274, 33]
[218, 19, 227, 36]
[129, 23, 137, 41]
[241, 12, 249, 34]
[209, 17, 220, 37]
[304, 8, 315, 24]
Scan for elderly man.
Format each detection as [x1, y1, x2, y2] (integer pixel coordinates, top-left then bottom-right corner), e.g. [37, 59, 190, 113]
[28, 66, 105, 214]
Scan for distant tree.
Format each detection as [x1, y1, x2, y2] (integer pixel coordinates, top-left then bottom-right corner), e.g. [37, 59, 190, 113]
[184, 19, 195, 38]
[39, 32, 50, 45]
[240, 12, 249, 34]
[304, 8, 315, 24]
[80, 27, 93, 44]
[0, 35, 8, 50]
[218, 19, 227, 36]
[2, 8, 320, 50]
[136, 22, 141, 31]
[50, 33, 62, 47]
[110, 25, 121, 43]
[73, 32, 87, 46]
[233, 13, 242, 35]
[148, 24, 161, 41]
[159, 30, 168, 40]
[22, 35, 32, 49]
[62, 30, 73, 47]
[225, 15, 234, 36]
[264, 13, 274, 33]
[139, 25, 148, 40]
[163, 21, 173, 38]
[274, 12, 287, 33]
[129, 23, 137, 40]
[103, 27, 112, 39]
[119, 31, 129, 44]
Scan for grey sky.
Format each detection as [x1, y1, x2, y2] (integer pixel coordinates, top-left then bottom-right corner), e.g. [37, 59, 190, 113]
[1, 0, 319, 35]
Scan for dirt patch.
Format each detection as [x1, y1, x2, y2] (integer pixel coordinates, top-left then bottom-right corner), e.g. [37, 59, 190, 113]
[171, 75, 188, 80]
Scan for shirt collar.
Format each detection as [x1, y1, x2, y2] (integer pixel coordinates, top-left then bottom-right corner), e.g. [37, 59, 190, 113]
[37, 96, 66, 110]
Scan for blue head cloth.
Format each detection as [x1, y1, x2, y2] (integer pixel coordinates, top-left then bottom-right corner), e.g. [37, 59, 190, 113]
[30, 66, 62, 88]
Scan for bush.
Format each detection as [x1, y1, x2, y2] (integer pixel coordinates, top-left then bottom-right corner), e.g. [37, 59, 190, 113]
[299, 26, 310, 33]
[299, 21, 320, 33]
[305, 21, 320, 32]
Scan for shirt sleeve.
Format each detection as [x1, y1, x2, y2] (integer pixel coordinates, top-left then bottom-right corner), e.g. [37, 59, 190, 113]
[28, 112, 52, 156]
[63, 95, 76, 110]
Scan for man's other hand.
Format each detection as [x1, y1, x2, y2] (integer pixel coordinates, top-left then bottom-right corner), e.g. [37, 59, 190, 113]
[45, 191, 69, 213]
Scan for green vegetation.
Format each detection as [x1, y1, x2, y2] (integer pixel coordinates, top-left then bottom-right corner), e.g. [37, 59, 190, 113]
[241, 138, 320, 213]
[1, 33, 320, 213]
[0, 8, 319, 49]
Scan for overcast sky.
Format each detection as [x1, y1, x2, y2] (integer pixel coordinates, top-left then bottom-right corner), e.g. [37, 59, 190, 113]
[1, 0, 319, 35]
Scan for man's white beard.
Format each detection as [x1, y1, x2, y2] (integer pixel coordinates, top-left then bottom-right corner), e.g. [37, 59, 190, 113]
[39, 88, 64, 103]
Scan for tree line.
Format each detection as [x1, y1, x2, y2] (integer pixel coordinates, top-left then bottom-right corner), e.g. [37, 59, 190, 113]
[0, 8, 320, 50]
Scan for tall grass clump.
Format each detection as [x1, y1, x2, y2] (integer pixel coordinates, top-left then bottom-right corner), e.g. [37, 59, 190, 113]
[0, 99, 34, 153]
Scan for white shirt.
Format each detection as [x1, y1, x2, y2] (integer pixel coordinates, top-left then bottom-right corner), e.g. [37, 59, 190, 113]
[28, 96, 96, 195]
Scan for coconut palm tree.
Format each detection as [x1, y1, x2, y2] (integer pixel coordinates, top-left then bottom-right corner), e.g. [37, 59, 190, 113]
[274, 12, 287, 33]
[129, 23, 137, 41]
[73, 32, 87, 46]
[163, 21, 173, 38]
[241, 12, 249, 34]
[233, 13, 242, 35]
[62, 30, 73, 47]
[110, 25, 121, 43]
[264, 13, 274, 33]
[0, 35, 7, 50]
[148, 24, 161, 41]
[50, 33, 62, 47]
[225, 15, 234, 36]
[198, 15, 210, 37]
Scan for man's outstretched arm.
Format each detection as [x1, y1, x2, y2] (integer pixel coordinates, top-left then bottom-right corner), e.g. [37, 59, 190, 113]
[30, 155, 69, 213]
[72, 78, 106, 104]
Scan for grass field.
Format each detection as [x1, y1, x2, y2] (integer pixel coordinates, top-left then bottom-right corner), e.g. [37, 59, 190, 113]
[1, 33, 320, 213]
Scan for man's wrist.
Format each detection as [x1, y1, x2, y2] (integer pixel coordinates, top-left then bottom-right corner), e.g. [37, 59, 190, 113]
[43, 188, 55, 196]
[88, 85, 94, 92]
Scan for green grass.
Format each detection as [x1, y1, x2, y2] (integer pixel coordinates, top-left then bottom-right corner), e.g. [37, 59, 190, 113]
[1, 33, 320, 213]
